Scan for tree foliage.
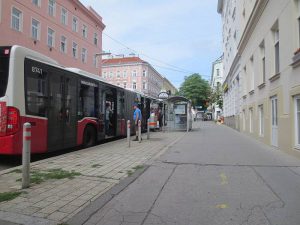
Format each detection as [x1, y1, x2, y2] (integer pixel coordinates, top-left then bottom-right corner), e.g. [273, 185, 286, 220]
[178, 73, 211, 106]
[210, 82, 223, 110]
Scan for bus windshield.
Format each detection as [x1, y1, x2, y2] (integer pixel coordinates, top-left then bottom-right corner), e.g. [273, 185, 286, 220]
[0, 47, 10, 97]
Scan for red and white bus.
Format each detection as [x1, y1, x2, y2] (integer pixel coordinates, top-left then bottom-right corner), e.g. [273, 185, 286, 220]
[0, 46, 152, 155]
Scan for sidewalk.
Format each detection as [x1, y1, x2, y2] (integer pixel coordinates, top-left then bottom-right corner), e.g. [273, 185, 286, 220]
[0, 131, 185, 225]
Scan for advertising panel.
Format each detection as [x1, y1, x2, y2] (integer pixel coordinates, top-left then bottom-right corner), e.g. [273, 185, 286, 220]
[174, 104, 186, 115]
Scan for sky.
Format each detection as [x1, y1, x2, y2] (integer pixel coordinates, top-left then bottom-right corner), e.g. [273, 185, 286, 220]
[79, 0, 222, 88]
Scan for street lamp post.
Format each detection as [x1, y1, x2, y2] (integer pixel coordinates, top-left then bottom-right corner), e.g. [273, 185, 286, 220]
[95, 51, 111, 76]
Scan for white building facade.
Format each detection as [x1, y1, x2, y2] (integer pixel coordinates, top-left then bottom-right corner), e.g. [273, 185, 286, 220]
[219, 0, 300, 156]
[218, 0, 244, 130]
[210, 55, 224, 120]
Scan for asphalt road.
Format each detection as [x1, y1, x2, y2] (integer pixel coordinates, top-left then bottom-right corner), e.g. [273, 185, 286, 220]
[72, 121, 300, 225]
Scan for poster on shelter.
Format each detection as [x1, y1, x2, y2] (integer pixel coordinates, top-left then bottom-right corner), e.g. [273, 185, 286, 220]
[0, 102, 7, 136]
[174, 104, 186, 115]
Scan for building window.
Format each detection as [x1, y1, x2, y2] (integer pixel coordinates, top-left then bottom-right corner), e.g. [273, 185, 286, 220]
[61, 8, 67, 25]
[123, 82, 126, 88]
[232, 7, 236, 20]
[243, 66, 247, 95]
[93, 55, 98, 68]
[72, 17, 78, 32]
[109, 72, 113, 78]
[82, 25, 87, 38]
[143, 82, 147, 90]
[123, 71, 127, 78]
[102, 72, 107, 78]
[117, 83, 120, 86]
[72, 42, 78, 58]
[298, 17, 300, 48]
[249, 108, 253, 133]
[117, 71, 121, 78]
[11, 7, 22, 31]
[273, 27, 280, 74]
[295, 96, 300, 148]
[250, 56, 254, 91]
[258, 105, 264, 136]
[94, 33, 98, 46]
[47, 28, 55, 47]
[242, 110, 246, 131]
[48, 0, 55, 17]
[81, 48, 87, 63]
[132, 70, 137, 77]
[216, 69, 220, 76]
[32, 0, 41, 7]
[60, 36, 67, 53]
[143, 70, 147, 77]
[259, 41, 266, 83]
[31, 18, 40, 40]
[133, 82, 137, 90]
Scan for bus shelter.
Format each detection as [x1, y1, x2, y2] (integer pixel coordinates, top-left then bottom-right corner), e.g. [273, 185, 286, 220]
[164, 96, 192, 131]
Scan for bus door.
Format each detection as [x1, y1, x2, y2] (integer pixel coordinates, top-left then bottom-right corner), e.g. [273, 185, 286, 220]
[117, 90, 125, 136]
[103, 87, 117, 138]
[47, 70, 77, 151]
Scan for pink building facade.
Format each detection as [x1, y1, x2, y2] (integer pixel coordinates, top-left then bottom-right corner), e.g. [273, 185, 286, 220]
[102, 56, 164, 98]
[0, 0, 105, 75]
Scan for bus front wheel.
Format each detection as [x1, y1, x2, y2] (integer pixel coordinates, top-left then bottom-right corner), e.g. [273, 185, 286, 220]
[83, 125, 96, 148]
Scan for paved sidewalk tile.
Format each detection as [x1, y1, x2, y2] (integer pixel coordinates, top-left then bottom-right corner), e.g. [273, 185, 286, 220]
[0, 131, 185, 224]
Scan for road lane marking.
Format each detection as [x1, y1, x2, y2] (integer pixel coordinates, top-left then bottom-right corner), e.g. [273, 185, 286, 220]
[220, 172, 228, 185]
[216, 204, 228, 209]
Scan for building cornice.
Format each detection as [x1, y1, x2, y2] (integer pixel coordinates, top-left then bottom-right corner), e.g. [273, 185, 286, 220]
[224, 53, 240, 84]
[102, 62, 146, 68]
[237, 0, 268, 55]
[73, 0, 105, 30]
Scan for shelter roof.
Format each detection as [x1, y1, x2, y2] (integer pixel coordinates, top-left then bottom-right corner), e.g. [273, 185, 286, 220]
[167, 96, 191, 103]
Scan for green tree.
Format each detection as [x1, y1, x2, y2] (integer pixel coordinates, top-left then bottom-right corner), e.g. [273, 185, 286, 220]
[178, 73, 210, 106]
[210, 82, 223, 110]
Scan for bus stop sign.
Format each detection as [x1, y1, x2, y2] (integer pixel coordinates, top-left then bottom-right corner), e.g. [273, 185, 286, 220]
[158, 91, 169, 100]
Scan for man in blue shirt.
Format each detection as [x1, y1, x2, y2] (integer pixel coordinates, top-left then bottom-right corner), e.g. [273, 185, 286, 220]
[133, 103, 142, 141]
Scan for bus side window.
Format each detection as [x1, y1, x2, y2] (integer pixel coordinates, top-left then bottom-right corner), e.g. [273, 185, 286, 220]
[117, 91, 125, 119]
[26, 72, 47, 117]
[78, 81, 97, 118]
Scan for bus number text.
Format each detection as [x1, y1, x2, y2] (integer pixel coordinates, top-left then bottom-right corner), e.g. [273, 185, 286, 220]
[32, 67, 43, 74]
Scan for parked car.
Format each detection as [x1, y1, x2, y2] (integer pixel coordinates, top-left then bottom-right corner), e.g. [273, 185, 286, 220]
[203, 112, 213, 121]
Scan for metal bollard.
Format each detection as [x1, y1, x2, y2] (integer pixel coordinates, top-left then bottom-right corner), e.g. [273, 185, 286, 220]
[22, 123, 31, 189]
[138, 120, 141, 143]
[147, 118, 150, 140]
[127, 120, 131, 147]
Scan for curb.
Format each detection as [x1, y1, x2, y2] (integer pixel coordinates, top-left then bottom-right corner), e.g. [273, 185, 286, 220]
[67, 165, 149, 225]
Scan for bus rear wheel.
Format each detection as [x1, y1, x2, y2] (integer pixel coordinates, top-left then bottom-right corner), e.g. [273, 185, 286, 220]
[83, 125, 96, 148]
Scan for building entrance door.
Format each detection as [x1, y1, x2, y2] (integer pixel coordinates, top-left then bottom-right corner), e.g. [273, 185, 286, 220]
[271, 96, 278, 147]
